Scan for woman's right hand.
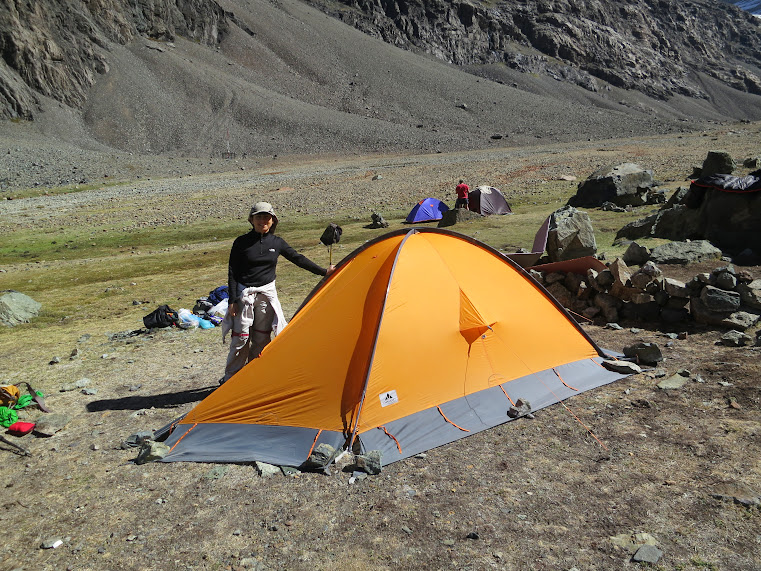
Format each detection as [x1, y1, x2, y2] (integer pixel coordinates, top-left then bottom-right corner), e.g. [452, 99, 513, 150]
[228, 299, 238, 318]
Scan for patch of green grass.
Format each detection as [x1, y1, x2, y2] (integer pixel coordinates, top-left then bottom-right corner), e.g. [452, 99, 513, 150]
[0, 220, 244, 265]
[6, 179, 131, 200]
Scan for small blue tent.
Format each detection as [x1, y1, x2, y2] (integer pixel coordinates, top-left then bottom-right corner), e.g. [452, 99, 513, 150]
[405, 197, 450, 223]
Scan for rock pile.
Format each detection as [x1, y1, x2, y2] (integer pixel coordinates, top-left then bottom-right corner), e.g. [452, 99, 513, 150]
[531, 259, 761, 333]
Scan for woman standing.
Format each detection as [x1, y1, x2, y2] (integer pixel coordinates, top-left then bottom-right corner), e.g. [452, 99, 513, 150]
[221, 202, 335, 384]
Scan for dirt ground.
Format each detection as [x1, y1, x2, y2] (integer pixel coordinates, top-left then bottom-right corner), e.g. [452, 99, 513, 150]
[1, 127, 760, 571]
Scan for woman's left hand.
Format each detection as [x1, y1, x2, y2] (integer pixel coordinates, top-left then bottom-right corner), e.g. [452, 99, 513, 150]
[326, 265, 337, 276]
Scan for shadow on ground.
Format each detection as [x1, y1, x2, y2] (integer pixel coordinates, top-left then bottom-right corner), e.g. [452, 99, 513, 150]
[86, 386, 215, 412]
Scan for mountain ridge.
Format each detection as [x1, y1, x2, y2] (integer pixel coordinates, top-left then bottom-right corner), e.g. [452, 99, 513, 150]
[1, 0, 760, 160]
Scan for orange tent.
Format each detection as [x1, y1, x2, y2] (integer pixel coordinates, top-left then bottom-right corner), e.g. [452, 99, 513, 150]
[161, 229, 628, 467]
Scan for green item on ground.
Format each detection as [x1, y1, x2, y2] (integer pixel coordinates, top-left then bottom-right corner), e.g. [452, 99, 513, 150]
[0, 406, 19, 428]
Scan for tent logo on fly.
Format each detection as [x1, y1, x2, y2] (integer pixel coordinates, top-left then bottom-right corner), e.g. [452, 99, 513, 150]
[380, 390, 399, 407]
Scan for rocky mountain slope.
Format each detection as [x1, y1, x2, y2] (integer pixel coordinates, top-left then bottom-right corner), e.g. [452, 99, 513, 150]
[1, 0, 760, 161]
[307, 0, 761, 101]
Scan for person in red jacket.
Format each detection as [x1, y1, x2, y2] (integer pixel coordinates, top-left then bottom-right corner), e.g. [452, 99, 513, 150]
[455, 180, 470, 208]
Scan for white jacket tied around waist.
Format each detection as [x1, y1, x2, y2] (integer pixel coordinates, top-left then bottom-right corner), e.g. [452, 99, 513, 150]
[221, 281, 287, 343]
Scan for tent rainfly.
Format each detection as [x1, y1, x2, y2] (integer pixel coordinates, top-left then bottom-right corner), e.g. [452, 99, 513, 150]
[469, 186, 513, 215]
[160, 229, 631, 468]
[405, 197, 449, 223]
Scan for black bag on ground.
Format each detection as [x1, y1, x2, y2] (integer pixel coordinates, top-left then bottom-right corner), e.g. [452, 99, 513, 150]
[143, 304, 179, 329]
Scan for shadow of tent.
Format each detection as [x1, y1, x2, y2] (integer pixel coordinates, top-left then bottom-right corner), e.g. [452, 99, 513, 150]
[86, 386, 216, 412]
[504, 215, 551, 269]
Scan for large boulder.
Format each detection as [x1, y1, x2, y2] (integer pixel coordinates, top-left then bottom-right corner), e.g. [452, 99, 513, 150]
[569, 163, 654, 207]
[615, 213, 657, 241]
[700, 150, 735, 177]
[696, 185, 761, 253]
[546, 206, 597, 262]
[0, 291, 41, 326]
[649, 240, 722, 265]
[650, 205, 702, 240]
[437, 207, 481, 227]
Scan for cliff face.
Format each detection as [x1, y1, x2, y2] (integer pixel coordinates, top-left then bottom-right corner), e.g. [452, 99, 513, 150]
[307, 0, 761, 100]
[0, 0, 228, 118]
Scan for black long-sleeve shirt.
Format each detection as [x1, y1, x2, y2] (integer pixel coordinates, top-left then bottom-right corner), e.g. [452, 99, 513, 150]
[228, 231, 326, 301]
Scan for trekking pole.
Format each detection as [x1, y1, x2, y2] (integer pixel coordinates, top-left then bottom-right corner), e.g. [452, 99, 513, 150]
[0, 434, 30, 456]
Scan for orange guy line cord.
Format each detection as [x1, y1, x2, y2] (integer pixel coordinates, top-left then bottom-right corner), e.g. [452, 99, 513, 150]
[437, 406, 470, 432]
[168, 423, 199, 453]
[553, 367, 579, 391]
[498, 384, 516, 406]
[566, 308, 593, 323]
[537, 374, 608, 451]
[380, 426, 402, 454]
[306, 429, 323, 459]
[556, 399, 608, 451]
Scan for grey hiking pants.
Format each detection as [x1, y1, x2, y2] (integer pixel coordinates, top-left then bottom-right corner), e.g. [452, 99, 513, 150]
[222, 294, 275, 382]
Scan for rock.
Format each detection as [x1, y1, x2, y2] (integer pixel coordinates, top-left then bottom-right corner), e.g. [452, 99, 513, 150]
[122, 430, 154, 449]
[0, 291, 42, 326]
[700, 150, 735, 177]
[33, 413, 71, 436]
[649, 240, 722, 265]
[437, 207, 481, 227]
[622, 242, 650, 266]
[302, 442, 337, 472]
[569, 163, 654, 207]
[734, 248, 761, 266]
[694, 180, 761, 253]
[717, 330, 754, 347]
[601, 360, 641, 374]
[736, 279, 761, 310]
[663, 277, 689, 298]
[632, 544, 663, 564]
[546, 282, 574, 308]
[255, 461, 281, 477]
[594, 292, 621, 322]
[657, 371, 689, 390]
[700, 285, 741, 313]
[660, 307, 689, 323]
[719, 311, 760, 330]
[630, 270, 654, 290]
[712, 483, 761, 508]
[610, 532, 658, 554]
[615, 213, 657, 241]
[622, 342, 663, 365]
[368, 211, 389, 228]
[507, 398, 534, 419]
[546, 206, 597, 262]
[650, 204, 702, 240]
[714, 269, 737, 291]
[353, 450, 382, 475]
[203, 466, 229, 480]
[134, 440, 170, 464]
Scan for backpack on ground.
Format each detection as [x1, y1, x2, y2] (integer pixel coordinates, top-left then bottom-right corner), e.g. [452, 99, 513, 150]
[143, 304, 179, 329]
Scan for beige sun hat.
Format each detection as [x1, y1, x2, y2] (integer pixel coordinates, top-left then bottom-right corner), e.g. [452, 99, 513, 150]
[248, 201, 278, 231]
[249, 201, 276, 218]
